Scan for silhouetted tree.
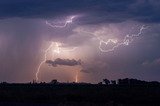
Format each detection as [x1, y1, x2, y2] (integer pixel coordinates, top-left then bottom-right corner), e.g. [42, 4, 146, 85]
[1, 82, 8, 84]
[32, 79, 37, 84]
[117, 78, 152, 85]
[50, 79, 58, 84]
[111, 80, 116, 85]
[103, 79, 110, 85]
[98, 82, 103, 85]
[118, 78, 129, 85]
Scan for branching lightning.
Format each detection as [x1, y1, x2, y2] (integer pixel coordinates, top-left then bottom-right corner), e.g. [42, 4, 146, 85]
[99, 25, 148, 52]
[62, 47, 78, 52]
[53, 42, 77, 53]
[53, 42, 61, 54]
[38, 15, 148, 82]
[78, 25, 148, 53]
[36, 42, 77, 81]
[36, 42, 54, 81]
[46, 16, 75, 28]
[36, 16, 78, 81]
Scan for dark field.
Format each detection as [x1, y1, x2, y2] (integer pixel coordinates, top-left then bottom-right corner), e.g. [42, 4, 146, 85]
[0, 82, 160, 106]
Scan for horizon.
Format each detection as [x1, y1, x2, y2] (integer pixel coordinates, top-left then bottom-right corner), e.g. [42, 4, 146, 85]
[1, 77, 160, 84]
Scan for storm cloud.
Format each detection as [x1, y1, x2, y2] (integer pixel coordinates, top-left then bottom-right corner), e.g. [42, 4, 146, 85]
[0, 0, 160, 24]
[46, 58, 82, 67]
[0, 0, 160, 83]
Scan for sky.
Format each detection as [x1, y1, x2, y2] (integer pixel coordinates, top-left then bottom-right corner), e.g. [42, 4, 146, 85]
[0, 0, 160, 83]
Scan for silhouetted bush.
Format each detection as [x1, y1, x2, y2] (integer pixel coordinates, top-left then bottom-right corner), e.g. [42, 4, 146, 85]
[50, 79, 58, 84]
[103, 79, 110, 85]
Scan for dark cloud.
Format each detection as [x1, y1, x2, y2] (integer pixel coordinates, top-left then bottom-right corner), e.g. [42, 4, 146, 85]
[0, 0, 160, 23]
[46, 58, 81, 67]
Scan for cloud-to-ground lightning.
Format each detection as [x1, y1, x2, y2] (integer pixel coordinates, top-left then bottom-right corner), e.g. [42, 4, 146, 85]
[46, 16, 75, 28]
[77, 25, 148, 53]
[36, 42, 54, 81]
[75, 70, 78, 83]
[36, 15, 78, 82]
[36, 42, 78, 81]
[41, 16, 148, 82]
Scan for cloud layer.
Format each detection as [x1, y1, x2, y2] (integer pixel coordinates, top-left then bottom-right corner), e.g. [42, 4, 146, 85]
[46, 58, 81, 67]
[0, 0, 160, 24]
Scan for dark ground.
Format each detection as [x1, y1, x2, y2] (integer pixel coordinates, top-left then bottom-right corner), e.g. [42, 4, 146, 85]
[0, 83, 160, 106]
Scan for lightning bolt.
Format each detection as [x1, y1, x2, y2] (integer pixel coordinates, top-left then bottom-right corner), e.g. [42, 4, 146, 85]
[77, 25, 148, 53]
[36, 42, 77, 81]
[36, 15, 78, 82]
[36, 42, 54, 81]
[46, 16, 75, 28]
[53, 42, 78, 53]
[75, 70, 78, 83]
[99, 25, 148, 52]
[39, 15, 148, 82]
[53, 42, 61, 54]
[62, 47, 78, 52]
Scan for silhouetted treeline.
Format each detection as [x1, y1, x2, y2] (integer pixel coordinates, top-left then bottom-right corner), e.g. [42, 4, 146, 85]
[102, 78, 160, 86]
[118, 78, 160, 85]
[2, 78, 159, 85]
[0, 78, 160, 106]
